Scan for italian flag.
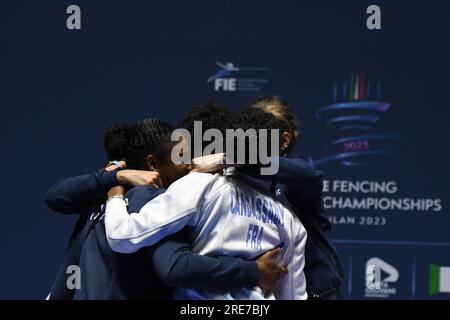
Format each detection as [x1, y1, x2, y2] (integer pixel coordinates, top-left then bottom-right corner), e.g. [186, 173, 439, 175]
[429, 264, 450, 295]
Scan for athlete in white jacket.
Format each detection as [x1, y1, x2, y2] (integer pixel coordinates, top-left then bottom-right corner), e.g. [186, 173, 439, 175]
[105, 170, 308, 300]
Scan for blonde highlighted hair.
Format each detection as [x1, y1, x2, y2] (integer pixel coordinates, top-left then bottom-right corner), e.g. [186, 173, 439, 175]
[249, 95, 301, 152]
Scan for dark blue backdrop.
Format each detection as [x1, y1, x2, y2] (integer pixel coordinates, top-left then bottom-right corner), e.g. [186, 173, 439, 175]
[2, 0, 449, 299]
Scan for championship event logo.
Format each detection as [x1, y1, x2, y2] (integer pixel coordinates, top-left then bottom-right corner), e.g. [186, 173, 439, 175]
[310, 70, 400, 168]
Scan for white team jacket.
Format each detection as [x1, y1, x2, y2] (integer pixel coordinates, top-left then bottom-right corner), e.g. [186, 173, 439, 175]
[105, 171, 308, 300]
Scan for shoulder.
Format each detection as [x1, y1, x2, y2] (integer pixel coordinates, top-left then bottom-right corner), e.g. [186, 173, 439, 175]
[289, 157, 323, 177]
[160, 172, 223, 200]
[168, 172, 218, 189]
[125, 185, 166, 200]
[181, 172, 236, 201]
[125, 185, 166, 212]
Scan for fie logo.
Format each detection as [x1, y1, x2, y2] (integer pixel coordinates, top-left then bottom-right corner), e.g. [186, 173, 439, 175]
[207, 61, 269, 92]
[207, 62, 239, 91]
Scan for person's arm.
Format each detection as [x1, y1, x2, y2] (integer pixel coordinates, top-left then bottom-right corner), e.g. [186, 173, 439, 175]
[273, 218, 308, 300]
[191, 153, 322, 198]
[45, 162, 162, 214]
[104, 172, 215, 254]
[152, 232, 258, 290]
[44, 168, 119, 214]
[241, 157, 323, 199]
[152, 233, 287, 291]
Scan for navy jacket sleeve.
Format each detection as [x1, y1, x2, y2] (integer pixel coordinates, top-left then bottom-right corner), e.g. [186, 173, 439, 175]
[44, 169, 118, 214]
[152, 232, 260, 290]
[240, 157, 323, 199]
[125, 185, 261, 291]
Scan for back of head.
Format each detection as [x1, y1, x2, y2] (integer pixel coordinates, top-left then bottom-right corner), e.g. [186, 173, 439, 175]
[249, 94, 301, 152]
[104, 123, 130, 161]
[104, 118, 173, 169]
[177, 98, 235, 152]
[178, 98, 235, 134]
[236, 106, 284, 160]
[237, 106, 284, 133]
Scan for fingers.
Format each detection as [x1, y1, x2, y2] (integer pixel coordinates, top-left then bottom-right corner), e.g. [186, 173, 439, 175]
[194, 153, 226, 164]
[262, 247, 288, 274]
[191, 153, 227, 173]
[148, 172, 162, 188]
[265, 247, 283, 258]
[272, 260, 287, 275]
[279, 265, 288, 274]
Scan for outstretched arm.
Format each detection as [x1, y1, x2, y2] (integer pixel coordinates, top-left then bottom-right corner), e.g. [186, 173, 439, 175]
[45, 161, 162, 214]
[191, 153, 323, 198]
[153, 233, 287, 291]
[44, 168, 119, 214]
[152, 232, 259, 290]
[104, 172, 215, 253]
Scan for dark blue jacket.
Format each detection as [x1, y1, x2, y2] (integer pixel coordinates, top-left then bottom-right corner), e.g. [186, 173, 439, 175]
[45, 169, 259, 299]
[242, 157, 345, 299]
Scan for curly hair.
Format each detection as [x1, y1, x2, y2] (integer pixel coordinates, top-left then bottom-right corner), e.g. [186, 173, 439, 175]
[235, 106, 284, 159]
[178, 98, 235, 134]
[177, 99, 236, 154]
[104, 118, 173, 169]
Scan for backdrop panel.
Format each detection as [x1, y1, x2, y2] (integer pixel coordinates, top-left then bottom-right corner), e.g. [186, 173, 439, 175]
[1, 0, 449, 299]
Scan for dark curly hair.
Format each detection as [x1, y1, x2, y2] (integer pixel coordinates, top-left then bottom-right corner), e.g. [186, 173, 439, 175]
[177, 99, 235, 155]
[178, 98, 235, 134]
[235, 106, 284, 159]
[176, 99, 284, 162]
[104, 123, 130, 161]
[104, 118, 173, 169]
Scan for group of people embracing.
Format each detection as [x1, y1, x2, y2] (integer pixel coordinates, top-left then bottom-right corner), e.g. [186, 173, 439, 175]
[45, 95, 344, 300]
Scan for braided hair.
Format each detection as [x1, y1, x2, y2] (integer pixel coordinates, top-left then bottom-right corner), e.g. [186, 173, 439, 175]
[104, 118, 173, 169]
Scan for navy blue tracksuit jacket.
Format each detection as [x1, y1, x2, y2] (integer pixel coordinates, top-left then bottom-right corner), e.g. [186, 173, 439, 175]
[45, 169, 259, 299]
